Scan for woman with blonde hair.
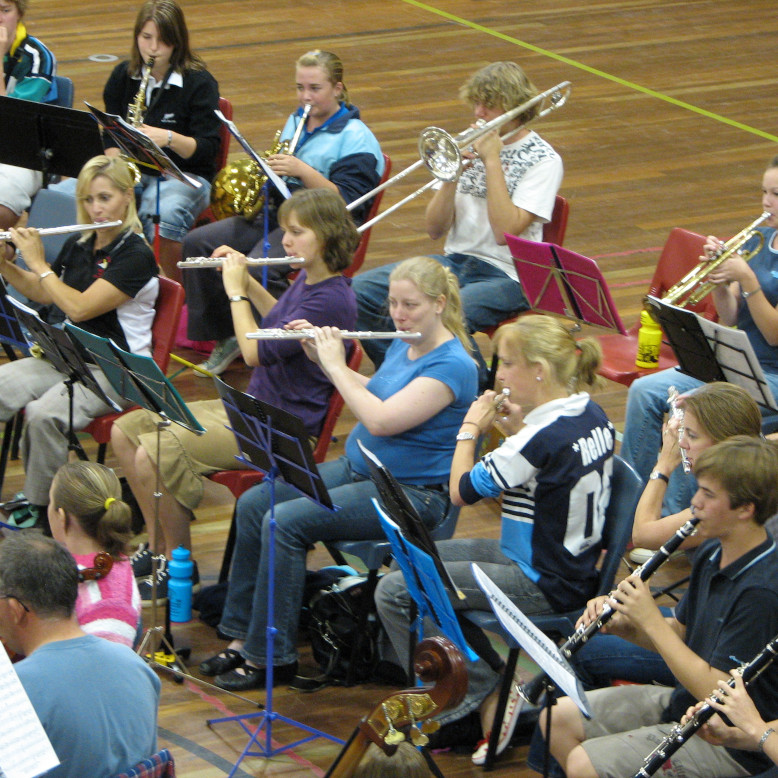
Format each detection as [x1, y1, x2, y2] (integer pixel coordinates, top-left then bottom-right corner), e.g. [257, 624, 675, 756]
[183, 48, 384, 374]
[0, 154, 157, 529]
[199, 256, 478, 691]
[376, 315, 614, 764]
[47, 461, 140, 647]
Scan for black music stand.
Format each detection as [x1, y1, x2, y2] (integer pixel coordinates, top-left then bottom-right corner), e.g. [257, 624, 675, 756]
[8, 297, 120, 459]
[472, 564, 590, 778]
[646, 295, 778, 414]
[206, 377, 343, 775]
[0, 96, 104, 186]
[504, 233, 628, 335]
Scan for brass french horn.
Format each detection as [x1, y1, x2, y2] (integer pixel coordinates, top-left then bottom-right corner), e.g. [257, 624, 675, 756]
[209, 103, 311, 221]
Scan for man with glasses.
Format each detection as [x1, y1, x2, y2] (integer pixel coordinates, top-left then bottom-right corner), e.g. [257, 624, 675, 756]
[0, 532, 160, 778]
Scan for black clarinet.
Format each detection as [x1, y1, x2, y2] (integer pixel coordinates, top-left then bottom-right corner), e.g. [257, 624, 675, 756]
[633, 632, 778, 778]
[521, 517, 700, 705]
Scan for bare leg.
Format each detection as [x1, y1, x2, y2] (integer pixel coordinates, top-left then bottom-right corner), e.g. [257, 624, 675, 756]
[567, 746, 599, 778]
[540, 696, 587, 776]
[480, 686, 500, 736]
[110, 424, 193, 556]
[156, 236, 183, 284]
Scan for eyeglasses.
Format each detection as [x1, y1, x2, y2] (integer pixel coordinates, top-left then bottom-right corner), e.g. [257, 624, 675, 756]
[0, 594, 30, 612]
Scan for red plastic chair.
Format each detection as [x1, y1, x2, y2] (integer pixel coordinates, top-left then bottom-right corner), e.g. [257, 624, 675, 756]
[83, 276, 186, 463]
[213, 341, 363, 582]
[346, 153, 392, 277]
[192, 96, 233, 228]
[478, 194, 570, 337]
[595, 227, 717, 387]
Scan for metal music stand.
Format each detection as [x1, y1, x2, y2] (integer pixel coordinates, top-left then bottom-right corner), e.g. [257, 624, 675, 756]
[0, 96, 104, 186]
[206, 377, 343, 775]
[8, 297, 121, 458]
[214, 109, 291, 287]
[472, 564, 591, 778]
[504, 233, 628, 335]
[646, 295, 778, 415]
[85, 102, 202, 259]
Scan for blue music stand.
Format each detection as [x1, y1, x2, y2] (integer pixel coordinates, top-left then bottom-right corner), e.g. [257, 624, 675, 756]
[373, 499, 477, 665]
[206, 377, 343, 775]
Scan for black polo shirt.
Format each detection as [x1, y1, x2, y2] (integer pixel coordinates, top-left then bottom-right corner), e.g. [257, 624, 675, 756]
[668, 536, 778, 773]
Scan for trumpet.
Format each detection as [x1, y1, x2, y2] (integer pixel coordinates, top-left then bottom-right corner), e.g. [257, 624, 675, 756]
[661, 211, 771, 308]
[177, 255, 303, 269]
[246, 328, 422, 341]
[347, 80, 571, 231]
[0, 220, 124, 242]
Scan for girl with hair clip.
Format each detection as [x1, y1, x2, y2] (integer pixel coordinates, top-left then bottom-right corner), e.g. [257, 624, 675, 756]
[111, 188, 359, 606]
[376, 314, 615, 764]
[183, 48, 384, 375]
[97, 0, 220, 280]
[0, 154, 157, 530]
[47, 461, 141, 648]
[199, 256, 478, 691]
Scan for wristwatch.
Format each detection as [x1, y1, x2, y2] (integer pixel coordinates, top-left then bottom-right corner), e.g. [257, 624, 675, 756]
[649, 470, 669, 483]
[456, 431, 477, 442]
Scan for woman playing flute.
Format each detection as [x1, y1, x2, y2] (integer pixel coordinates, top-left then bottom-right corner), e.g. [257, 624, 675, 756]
[0, 155, 158, 529]
[182, 49, 384, 376]
[198, 256, 478, 691]
[111, 188, 359, 605]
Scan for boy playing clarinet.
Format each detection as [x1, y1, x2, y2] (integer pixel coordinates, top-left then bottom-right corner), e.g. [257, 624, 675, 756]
[541, 436, 778, 778]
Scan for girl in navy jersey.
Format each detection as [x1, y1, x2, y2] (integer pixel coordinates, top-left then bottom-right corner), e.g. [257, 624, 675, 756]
[376, 314, 614, 764]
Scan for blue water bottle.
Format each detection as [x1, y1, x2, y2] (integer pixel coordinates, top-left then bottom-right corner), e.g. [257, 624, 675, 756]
[168, 546, 193, 623]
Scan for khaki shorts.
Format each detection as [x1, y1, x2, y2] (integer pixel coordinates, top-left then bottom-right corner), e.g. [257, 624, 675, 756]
[114, 400, 248, 511]
[580, 685, 750, 778]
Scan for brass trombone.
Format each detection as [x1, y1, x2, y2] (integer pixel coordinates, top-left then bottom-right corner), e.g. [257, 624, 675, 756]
[347, 80, 571, 231]
[661, 211, 771, 308]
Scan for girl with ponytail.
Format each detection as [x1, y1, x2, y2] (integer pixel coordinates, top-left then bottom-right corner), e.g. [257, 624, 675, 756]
[47, 461, 140, 647]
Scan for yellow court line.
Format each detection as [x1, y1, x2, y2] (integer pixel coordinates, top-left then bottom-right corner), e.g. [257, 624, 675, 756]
[401, 0, 778, 144]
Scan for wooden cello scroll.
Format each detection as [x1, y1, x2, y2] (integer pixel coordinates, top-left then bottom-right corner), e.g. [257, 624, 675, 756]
[77, 551, 114, 582]
[325, 636, 467, 778]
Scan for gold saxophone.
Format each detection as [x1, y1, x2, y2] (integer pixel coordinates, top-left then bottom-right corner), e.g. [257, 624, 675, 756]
[210, 103, 312, 221]
[124, 56, 156, 184]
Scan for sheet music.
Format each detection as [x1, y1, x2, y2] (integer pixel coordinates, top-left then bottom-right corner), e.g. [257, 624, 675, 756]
[471, 564, 591, 717]
[0, 649, 59, 778]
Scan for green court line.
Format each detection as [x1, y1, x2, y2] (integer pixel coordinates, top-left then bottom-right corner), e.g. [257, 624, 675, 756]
[400, 0, 778, 144]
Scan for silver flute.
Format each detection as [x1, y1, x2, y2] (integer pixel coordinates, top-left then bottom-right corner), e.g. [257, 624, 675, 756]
[246, 328, 421, 341]
[177, 256, 303, 268]
[0, 220, 123, 241]
[668, 386, 691, 473]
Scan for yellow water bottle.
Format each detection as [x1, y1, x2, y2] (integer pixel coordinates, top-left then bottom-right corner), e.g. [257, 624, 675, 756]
[635, 309, 661, 369]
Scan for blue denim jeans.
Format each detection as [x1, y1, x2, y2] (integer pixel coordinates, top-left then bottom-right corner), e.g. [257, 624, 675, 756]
[374, 537, 553, 726]
[352, 253, 527, 372]
[621, 368, 778, 516]
[218, 455, 450, 666]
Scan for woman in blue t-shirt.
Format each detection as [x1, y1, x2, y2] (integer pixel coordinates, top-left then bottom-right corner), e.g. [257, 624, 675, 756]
[199, 256, 478, 691]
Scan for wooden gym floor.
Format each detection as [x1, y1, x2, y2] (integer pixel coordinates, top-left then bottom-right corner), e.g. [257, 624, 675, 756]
[3, 0, 777, 774]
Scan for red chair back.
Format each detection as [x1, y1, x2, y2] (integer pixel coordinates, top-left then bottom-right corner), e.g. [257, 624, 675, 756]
[346, 154, 392, 277]
[151, 277, 186, 373]
[542, 195, 569, 246]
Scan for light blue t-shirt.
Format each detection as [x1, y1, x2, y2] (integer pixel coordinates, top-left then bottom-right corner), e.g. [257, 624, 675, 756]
[345, 337, 478, 484]
[16, 634, 160, 778]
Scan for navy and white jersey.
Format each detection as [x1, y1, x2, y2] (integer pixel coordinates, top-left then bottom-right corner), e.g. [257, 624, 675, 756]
[474, 392, 615, 611]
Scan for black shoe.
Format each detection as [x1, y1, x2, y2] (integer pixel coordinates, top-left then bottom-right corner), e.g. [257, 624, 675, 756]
[130, 543, 153, 578]
[426, 710, 482, 751]
[214, 661, 298, 692]
[199, 648, 244, 677]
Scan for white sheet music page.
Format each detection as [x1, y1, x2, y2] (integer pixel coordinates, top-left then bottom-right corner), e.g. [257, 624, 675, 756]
[0, 648, 59, 778]
[471, 563, 591, 717]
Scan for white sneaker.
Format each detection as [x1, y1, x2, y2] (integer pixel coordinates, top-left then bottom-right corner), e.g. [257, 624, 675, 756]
[472, 678, 524, 765]
[196, 336, 241, 376]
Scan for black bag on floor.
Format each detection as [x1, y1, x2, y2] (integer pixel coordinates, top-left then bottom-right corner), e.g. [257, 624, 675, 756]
[307, 574, 382, 685]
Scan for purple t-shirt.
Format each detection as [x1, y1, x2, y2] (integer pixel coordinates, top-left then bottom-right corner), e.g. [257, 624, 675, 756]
[246, 271, 357, 436]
